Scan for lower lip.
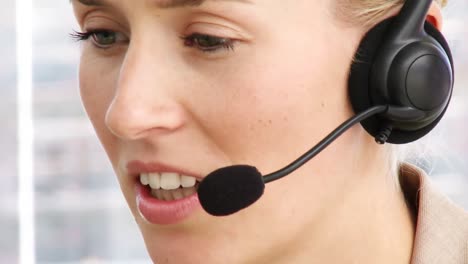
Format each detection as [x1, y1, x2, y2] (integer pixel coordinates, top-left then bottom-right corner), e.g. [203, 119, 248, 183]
[136, 183, 201, 225]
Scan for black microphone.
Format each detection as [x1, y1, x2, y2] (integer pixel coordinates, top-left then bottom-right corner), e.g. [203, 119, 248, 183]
[198, 105, 388, 216]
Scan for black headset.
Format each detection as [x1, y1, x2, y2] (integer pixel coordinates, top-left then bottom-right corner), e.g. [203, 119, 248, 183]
[198, 0, 456, 216]
[348, 0, 454, 144]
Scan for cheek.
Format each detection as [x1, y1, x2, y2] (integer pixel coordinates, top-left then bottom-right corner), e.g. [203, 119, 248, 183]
[79, 52, 121, 160]
[191, 36, 352, 172]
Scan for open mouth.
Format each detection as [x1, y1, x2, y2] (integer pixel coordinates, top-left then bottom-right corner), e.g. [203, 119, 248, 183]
[139, 172, 201, 202]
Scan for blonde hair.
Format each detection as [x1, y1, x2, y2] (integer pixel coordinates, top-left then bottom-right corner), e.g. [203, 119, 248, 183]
[335, 0, 448, 27]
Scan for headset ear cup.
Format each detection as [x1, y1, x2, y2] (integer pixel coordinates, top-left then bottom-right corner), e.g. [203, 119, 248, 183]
[348, 18, 393, 142]
[348, 18, 454, 144]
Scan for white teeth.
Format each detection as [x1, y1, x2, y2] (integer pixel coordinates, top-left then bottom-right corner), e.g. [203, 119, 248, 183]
[141, 172, 199, 192]
[151, 189, 163, 200]
[162, 190, 173, 201]
[140, 173, 149, 186]
[182, 187, 196, 197]
[171, 189, 184, 200]
[150, 187, 197, 201]
[160, 172, 181, 190]
[148, 172, 161, 189]
[180, 175, 196, 188]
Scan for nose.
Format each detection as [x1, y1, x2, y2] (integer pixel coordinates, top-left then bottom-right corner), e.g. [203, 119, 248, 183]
[105, 39, 186, 140]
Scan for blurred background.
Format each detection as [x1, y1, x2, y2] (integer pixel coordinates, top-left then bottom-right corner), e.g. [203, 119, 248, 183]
[1, 0, 467, 263]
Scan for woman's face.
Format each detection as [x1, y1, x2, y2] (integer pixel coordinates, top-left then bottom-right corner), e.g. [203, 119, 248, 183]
[72, 0, 372, 262]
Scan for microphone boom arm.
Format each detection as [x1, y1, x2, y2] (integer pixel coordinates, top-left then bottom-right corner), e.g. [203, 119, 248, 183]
[263, 105, 388, 183]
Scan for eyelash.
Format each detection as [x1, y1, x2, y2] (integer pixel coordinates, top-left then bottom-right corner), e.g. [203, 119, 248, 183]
[70, 30, 236, 53]
[70, 30, 91, 42]
[70, 29, 128, 50]
[180, 33, 236, 53]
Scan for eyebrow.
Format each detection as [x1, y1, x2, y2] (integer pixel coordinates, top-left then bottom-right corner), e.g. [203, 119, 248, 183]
[72, 0, 250, 9]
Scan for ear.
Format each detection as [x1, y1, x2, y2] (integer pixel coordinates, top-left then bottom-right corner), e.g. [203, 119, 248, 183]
[426, 2, 443, 30]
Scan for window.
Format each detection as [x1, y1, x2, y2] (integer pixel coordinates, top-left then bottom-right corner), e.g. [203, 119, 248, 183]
[33, 1, 149, 263]
[1, 0, 19, 262]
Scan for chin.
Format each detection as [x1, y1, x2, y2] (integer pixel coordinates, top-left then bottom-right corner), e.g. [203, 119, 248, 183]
[142, 233, 218, 264]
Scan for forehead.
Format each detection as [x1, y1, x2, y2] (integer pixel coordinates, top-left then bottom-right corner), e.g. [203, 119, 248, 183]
[71, 0, 251, 9]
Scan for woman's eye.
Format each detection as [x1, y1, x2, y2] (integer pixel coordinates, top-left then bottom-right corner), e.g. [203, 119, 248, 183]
[92, 31, 117, 46]
[181, 33, 235, 53]
[70, 30, 128, 49]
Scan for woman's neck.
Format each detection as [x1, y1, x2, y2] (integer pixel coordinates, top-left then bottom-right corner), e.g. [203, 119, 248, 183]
[267, 146, 416, 264]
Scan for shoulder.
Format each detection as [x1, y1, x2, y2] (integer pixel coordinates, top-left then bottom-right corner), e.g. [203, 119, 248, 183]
[399, 163, 468, 264]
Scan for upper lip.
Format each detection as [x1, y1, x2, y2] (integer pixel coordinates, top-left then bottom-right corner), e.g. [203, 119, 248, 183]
[126, 160, 204, 181]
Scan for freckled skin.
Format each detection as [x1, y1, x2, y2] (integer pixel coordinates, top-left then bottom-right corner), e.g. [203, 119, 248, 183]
[72, 0, 442, 263]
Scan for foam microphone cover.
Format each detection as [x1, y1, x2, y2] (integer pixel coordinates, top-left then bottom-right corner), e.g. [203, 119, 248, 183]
[197, 165, 265, 216]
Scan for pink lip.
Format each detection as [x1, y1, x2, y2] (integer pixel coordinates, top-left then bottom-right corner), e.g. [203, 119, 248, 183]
[127, 160, 203, 225]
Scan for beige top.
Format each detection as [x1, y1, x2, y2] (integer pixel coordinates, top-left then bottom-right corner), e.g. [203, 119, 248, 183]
[399, 163, 468, 263]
